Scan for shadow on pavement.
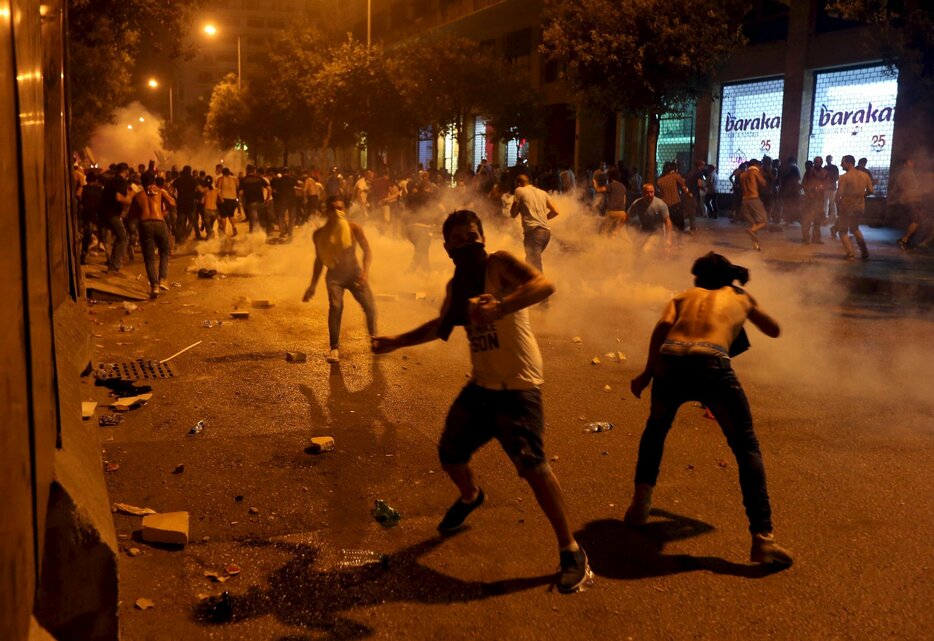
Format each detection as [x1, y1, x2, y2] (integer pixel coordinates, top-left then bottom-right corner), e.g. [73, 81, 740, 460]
[577, 508, 780, 580]
[194, 534, 552, 639]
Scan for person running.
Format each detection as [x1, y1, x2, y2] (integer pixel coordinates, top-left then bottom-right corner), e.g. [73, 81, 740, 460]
[627, 183, 673, 256]
[835, 155, 874, 261]
[302, 196, 376, 364]
[510, 174, 559, 273]
[239, 164, 268, 233]
[600, 167, 630, 236]
[895, 158, 925, 250]
[197, 176, 219, 240]
[216, 168, 240, 237]
[626, 252, 793, 568]
[739, 159, 768, 250]
[130, 172, 175, 299]
[370, 209, 592, 593]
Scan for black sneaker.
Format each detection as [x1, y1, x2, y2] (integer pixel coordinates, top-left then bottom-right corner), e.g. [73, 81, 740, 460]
[437, 489, 485, 533]
[557, 547, 593, 593]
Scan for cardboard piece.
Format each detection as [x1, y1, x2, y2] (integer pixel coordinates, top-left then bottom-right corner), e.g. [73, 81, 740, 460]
[230, 310, 250, 319]
[304, 436, 335, 454]
[110, 393, 153, 412]
[82, 401, 98, 419]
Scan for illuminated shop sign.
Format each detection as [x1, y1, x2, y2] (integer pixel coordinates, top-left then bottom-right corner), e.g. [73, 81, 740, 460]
[716, 78, 784, 192]
[808, 65, 898, 195]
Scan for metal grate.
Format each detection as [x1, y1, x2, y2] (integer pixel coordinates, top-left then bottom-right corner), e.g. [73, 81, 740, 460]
[98, 360, 178, 381]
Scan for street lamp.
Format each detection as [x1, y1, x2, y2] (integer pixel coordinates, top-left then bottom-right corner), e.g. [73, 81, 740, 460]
[203, 23, 241, 93]
[146, 77, 173, 122]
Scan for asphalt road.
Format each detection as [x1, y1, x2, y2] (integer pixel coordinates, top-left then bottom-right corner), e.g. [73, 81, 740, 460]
[87, 220, 933, 641]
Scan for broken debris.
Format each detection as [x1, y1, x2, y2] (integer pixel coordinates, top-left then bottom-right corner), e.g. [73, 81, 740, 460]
[371, 499, 401, 528]
[188, 420, 206, 436]
[135, 598, 155, 610]
[304, 436, 335, 454]
[113, 503, 157, 516]
[99, 414, 124, 427]
[229, 310, 250, 319]
[141, 511, 190, 545]
[172, 464, 185, 474]
[285, 351, 307, 363]
[572, 336, 582, 343]
[82, 401, 98, 419]
[110, 393, 153, 412]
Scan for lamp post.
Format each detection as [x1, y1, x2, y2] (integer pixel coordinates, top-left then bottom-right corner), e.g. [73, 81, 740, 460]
[203, 23, 241, 93]
[147, 77, 173, 122]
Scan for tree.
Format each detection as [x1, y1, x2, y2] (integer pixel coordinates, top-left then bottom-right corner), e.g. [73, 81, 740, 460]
[541, 0, 748, 179]
[486, 70, 547, 164]
[66, 0, 204, 148]
[203, 74, 248, 151]
[390, 34, 544, 171]
[826, 0, 934, 150]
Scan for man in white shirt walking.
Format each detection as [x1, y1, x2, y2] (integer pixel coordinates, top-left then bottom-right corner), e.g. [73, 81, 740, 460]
[510, 174, 559, 273]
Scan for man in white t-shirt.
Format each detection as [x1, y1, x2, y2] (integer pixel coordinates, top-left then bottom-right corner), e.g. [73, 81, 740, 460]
[510, 174, 559, 273]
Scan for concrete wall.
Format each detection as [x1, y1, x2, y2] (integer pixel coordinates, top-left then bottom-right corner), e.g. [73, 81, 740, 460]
[1, 2, 118, 640]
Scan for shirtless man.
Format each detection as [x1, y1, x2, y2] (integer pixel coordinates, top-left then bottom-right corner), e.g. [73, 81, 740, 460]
[130, 173, 175, 299]
[371, 209, 592, 593]
[626, 252, 793, 567]
[302, 196, 376, 363]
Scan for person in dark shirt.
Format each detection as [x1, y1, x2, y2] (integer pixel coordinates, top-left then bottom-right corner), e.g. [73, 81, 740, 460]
[238, 164, 267, 233]
[172, 166, 200, 242]
[101, 163, 132, 272]
[272, 168, 299, 238]
[80, 172, 104, 264]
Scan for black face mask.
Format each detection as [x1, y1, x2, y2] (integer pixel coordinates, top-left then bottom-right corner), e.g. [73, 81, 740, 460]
[449, 242, 487, 270]
[438, 242, 488, 340]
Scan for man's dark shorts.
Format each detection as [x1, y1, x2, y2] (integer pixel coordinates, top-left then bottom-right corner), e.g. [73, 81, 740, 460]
[440, 383, 547, 472]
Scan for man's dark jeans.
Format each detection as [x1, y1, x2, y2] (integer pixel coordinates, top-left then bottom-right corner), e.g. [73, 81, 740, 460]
[105, 214, 128, 270]
[139, 220, 171, 286]
[635, 353, 773, 533]
[325, 269, 377, 350]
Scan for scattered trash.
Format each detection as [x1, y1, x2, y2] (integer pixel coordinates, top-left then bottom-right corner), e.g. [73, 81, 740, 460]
[603, 384, 612, 392]
[113, 502, 157, 516]
[339, 549, 390, 569]
[110, 393, 153, 412]
[591, 357, 601, 365]
[285, 351, 307, 363]
[122, 302, 138, 314]
[397, 291, 427, 301]
[171, 281, 182, 288]
[584, 422, 614, 433]
[203, 570, 229, 583]
[105, 462, 120, 473]
[371, 499, 401, 528]
[718, 459, 729, 468]
[99, 414, 124, 427]
[374, 293, 398, 302]
[201, 536, 210, 543]
[304, 436, 335, 454]
[686, 464, 695, 470]
[617, 352, 627, 361]
[234, 495, 244, 502]
[249, 507, 259, 514]
[224, 563, 241, 576]
[200, 320, 223, 328]
[251, 299, 274, 308]
[172, 464, 185, 474]
[230, 310, 250, 319]
[188, 420, 206, 436]
[197, 268, 217, 279]
[196, 591, 232, 623]
[159, 340, 202, 364]
[572, 336, 582, 343]
[141, 511, 190, 545]
[119, 322, 135, 332]
[127, 547, 141, 557]
[82, 401, 98, 419]
[135, 598, 155, 610]
[550, 455, 560, 462]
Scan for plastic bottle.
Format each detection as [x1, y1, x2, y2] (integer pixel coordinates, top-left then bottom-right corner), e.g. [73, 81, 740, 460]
[584, 422, 614, 433]
[339, 549, 390, 569]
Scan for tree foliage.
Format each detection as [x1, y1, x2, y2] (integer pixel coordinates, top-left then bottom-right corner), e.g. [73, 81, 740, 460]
[203, 74, 247, 151]
[826, 0, 933, 100]
[541, 0, 748, 177]
[67, 0, 204, 148]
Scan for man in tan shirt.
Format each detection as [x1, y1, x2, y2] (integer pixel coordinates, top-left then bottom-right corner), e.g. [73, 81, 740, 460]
[739, 159, 768, 250]
[835, 154, 874, 260]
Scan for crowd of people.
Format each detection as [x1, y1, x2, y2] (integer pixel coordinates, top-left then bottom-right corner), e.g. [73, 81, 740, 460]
[74, 151, 928, 299]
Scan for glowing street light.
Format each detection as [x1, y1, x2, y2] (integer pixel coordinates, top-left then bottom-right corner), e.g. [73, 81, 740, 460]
[202, 22, 241, 92]
[146, 77, 174, 122]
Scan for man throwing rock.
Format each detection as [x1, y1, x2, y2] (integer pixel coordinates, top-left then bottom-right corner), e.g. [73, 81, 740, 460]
[626, 252, 793, 568]
[371, 209, 592, 593]
[303, 196, 376, 363]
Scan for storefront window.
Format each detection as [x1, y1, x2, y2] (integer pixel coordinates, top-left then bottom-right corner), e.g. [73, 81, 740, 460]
[807, 65, 898, 195]
[417, 127, 433, 169]
[656, 105, 696, 175]
[473, 117, 488, 171]
[716, 78, 784, 192]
